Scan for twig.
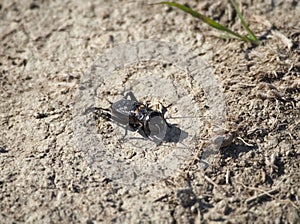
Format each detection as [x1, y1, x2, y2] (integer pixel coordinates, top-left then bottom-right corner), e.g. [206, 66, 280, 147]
[245, 189, 279, 204]
[271, 30, 293, 50]
[237, 136, 254, 147]
[225, 169, 231, 185]
[153, 194, 170, 203]
[203, 174, 228, 195]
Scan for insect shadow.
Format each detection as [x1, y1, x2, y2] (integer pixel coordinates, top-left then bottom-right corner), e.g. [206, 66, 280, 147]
[84, 91, 189, 145]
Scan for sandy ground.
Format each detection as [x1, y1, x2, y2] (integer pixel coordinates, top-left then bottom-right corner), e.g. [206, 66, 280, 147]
[1, 0, 299, 223]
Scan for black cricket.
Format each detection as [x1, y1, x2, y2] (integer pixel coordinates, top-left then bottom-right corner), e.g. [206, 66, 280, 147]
[90, 91, 176, 143]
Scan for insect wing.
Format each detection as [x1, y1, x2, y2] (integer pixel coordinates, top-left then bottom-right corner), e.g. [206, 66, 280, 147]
[111, 99, 136, 125]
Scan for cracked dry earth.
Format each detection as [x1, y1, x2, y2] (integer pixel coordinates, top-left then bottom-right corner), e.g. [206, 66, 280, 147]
[1, 0, 300, 223]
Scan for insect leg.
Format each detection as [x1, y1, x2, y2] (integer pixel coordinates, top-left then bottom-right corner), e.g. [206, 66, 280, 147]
[90, 107, 131, 141]
[124, 91, 138, 101]
[116, 124, 129, 142]
[83, 106, 108, 116]
[160, 103, 172, 117]
[93, 107, 112, 120]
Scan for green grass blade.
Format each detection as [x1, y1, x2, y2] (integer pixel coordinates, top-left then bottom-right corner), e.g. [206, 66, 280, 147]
[231, 0, 259, 44]
[155, 1, 255, 43]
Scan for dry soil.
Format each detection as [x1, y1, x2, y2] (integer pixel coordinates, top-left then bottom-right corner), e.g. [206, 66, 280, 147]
[0, 0, 299, 223]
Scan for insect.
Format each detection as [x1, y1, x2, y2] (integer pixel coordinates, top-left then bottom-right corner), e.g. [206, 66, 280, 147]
[88, 91, 178, 144]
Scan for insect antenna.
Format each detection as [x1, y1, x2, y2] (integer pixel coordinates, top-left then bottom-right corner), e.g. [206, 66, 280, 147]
[167, 115, 209, 120]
